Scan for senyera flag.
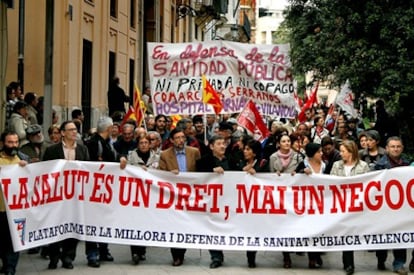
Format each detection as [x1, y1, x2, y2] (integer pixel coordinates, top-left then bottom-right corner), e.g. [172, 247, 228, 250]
[133, 81, 146, 127]
[202, 75, 223, 115]
[237, 99, 270, 142]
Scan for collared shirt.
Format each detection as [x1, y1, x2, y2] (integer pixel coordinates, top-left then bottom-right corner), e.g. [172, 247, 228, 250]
[62, 140, 77, 160]
[175, 148, 187, 172]
[0, 152, 21, 212]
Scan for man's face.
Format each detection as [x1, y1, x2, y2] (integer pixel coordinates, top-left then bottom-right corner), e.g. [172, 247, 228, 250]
[305, 110, 312, 119]
[218, 130, 232, 147]
[210, 139, 226, 158]
[111, 125, 120, 136]
[122, 126, 134, 142]
[171, 131, 186, 150]
[337, 123, 347, 134]
[183, 122, 193, 136]
[322, 144, 334, 157]
[206, 115, 215, 125]
[386, 140, 403, 159]
[3, 134, 19, 156]
[194, 121, 203, 133]
[148, 134, 160, 149]
[156, 117, 166, 131]
[29, 132, 44, 144]
[61, 122, 78, 143]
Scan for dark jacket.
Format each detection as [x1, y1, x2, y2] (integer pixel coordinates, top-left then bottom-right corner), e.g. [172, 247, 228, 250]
[42, 142, 90, 161]
[374, 154, 410, 170]
[84, 133, 117, 162]
[196, 153, 237, 172]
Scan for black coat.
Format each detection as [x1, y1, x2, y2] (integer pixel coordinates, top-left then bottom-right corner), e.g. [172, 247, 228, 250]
[42, 142, 90, 161]
[84, 133, 117, 162]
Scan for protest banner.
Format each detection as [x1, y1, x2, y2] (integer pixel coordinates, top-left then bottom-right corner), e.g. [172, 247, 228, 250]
[1, 160, 414, 252]
[147, 41, 296, 117]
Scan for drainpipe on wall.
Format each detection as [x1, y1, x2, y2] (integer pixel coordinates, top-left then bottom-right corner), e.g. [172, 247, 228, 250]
[43, 0, 54, 134]
[0, 1, 8, 133]
[18, 0, 24, 91]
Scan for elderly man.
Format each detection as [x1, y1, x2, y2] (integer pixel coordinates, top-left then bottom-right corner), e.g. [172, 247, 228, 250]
[20, 124, 48, 162]
[113, 123, 136, 159]
[83, 117, 117, 267]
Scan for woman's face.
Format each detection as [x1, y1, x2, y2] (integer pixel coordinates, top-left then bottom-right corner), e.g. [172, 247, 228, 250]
[278, 135, 291, 151]
[49, 128, 61, 143]
[243, 145, 256, 161]
[359, 136, 367, 149]
[339, 145, 352, 163]
[312, 148, 323, 162]
[138, 138, 150, 153]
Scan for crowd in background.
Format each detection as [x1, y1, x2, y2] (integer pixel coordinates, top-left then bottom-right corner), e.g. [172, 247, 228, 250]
[0, 79, 412, 275]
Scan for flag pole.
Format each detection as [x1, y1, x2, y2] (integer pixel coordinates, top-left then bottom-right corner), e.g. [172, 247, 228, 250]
[203, 113, 208, 146]
[331, 106, 341, 136]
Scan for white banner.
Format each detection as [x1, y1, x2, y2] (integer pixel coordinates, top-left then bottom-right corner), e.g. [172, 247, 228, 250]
[1, 160, 414, 252]
[147, 41, 296, 117]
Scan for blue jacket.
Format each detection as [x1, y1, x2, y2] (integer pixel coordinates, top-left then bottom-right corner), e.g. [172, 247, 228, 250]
[374, 154, 410, 170]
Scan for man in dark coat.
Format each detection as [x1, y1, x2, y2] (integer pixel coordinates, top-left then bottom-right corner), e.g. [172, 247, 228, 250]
[107, 76, 130, 117]
[42, 121, 90, 270]
[83, 117, 117, 267]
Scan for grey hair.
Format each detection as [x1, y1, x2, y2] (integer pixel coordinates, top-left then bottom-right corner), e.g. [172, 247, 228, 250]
[147, 130, 161, 141]
[97, 116, 113, 133]
[176, 118, 192, 129]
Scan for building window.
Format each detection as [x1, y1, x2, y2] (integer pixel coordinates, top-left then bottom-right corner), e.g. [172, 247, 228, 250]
[110, 0, 117, 18]
[108, 51, 116, 88]
[130, 0, 136, 28]
[129, 59, 135, 100]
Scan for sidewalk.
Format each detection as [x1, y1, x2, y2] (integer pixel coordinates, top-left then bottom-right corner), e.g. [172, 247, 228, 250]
[16, 243, 406, 274]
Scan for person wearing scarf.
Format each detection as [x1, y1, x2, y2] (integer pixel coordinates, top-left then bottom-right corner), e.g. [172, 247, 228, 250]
[269, 134, 304, 268]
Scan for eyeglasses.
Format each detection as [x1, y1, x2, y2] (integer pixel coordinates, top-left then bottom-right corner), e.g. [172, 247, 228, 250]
[149, 138, 157, 141]
[64, 128, 77, 132]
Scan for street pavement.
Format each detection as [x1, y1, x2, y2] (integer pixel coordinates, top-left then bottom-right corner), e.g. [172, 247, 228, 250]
[15, 243, 411, 275]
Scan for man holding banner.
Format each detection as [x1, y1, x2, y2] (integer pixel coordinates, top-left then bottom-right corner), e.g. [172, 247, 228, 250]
[374, 136, 410, 275]
[0, 130, 28, 275]
[158, 127, 200, 266]
[196, 135, 236, 269]
[42, 121, 90, 270]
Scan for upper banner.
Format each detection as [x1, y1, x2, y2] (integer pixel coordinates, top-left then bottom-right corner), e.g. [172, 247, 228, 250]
[147, 41, 296, 117]
[1, 160, 414, 252]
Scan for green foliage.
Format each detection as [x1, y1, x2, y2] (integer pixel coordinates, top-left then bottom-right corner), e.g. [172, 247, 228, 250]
[283, 0, 414, 102]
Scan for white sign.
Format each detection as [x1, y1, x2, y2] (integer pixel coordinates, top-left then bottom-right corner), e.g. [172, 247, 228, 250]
[147, 41, 296, 117]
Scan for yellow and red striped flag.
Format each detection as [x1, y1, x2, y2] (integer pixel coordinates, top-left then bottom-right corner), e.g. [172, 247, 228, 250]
[202, 75, 223, 115]
[133, 81, 146, 127]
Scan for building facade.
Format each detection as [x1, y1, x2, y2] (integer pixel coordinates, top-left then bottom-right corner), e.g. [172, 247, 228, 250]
[1, 0, 248, 132]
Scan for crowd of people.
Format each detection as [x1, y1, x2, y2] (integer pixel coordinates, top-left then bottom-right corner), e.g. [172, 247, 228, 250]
[0, 80, 413, 275]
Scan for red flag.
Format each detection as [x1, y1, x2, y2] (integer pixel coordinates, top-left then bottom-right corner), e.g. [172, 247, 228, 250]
[202, 75, 223, 114]
[237, 99, 270, 142]
[324, 103, 336, 132]
[298, 81, 319, 122]
[118, 106, 137, 131]
[133, 82, 146, 127]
